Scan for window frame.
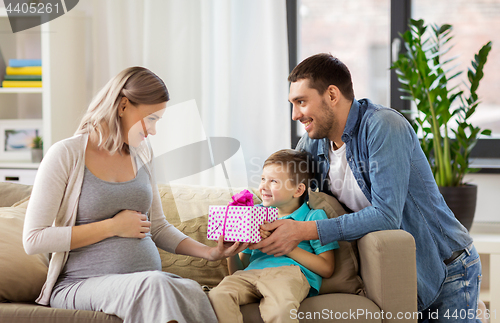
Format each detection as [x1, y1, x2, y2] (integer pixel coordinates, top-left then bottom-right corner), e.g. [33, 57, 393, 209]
[287, 0, 300, 149]
[288, 0, 500, 172]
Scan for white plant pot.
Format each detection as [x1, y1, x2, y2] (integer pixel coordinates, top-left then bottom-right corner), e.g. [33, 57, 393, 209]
[31, 149, 43, 163]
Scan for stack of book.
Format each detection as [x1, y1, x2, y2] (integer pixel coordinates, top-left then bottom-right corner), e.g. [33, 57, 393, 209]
[2, 59, 42, 88]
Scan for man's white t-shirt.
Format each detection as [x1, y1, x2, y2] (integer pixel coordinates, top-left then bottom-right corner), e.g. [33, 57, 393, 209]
[328, 142, 371, 212]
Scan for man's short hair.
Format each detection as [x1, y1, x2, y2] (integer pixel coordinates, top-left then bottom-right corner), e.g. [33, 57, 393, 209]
[288, 53, 355, 100]
[263, 149, 315, 203]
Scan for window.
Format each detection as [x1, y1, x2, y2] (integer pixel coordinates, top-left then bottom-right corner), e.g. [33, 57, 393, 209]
[413, 0, 500, 164]
[293, 0, 390, 142]
[288, 0, 500, 166]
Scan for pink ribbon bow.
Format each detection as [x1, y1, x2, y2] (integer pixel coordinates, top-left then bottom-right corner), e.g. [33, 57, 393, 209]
[221, 190, 255, 238]
[229, 189, 255, 206]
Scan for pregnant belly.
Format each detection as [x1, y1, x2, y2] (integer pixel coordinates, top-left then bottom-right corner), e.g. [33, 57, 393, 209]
[62, 235, 162, 280]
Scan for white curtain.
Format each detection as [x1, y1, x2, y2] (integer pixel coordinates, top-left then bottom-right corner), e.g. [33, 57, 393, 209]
[79, 0, 290, 189]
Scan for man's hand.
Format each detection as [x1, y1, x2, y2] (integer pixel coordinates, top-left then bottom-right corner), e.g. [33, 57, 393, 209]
[250, 219, 318, 256]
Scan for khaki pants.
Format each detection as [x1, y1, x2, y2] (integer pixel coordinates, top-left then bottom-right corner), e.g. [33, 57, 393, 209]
[208, 266, 310, 323]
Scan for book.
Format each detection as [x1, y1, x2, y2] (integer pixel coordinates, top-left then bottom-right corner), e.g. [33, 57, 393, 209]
[2, 80, 42, 87]
[0, 47, 5, 85]
[4, 75, 42, 81]
[8, 59, 42, 67]
[6, 66, 42, 75]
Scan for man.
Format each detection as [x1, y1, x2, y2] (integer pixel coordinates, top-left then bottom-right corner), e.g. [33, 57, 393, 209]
[252, 53, 482, 321]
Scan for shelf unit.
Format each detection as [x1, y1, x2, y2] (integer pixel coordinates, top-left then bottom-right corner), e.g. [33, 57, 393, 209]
[0, 88, 42, 94]
[472, 233, 500, 322]
[0, 7, 87, 184]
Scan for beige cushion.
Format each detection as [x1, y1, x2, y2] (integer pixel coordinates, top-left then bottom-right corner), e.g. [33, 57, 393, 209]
[308, 191, 365, 296]
[157, 184, 262, 287]
[158, 214, 229, 287]
[0, 207, 49, 302]
[11, 195, 30, 209]
[0, 182, 32, 208]
[241, 294, 381, 323]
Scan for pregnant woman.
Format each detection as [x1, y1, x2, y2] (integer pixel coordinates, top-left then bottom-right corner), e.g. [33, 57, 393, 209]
[22, 67, 247, 323]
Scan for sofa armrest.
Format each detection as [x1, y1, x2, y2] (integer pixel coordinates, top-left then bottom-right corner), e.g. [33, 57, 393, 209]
[358, 230, 418, 323]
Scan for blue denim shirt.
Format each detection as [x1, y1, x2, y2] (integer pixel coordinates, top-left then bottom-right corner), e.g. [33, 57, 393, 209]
[296, 98, 472, 311]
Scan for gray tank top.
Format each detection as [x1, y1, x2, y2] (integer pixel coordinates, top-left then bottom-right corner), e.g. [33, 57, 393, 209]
[57, 160, 161, 284]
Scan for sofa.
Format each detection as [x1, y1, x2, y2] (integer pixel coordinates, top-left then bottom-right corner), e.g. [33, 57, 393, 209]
[0, 181, 418, 323]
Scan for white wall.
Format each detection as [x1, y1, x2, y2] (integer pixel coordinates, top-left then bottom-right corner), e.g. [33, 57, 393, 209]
[464, 173, 500, 223]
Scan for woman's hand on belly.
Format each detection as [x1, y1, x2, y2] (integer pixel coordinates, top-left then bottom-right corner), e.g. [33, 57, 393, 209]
[70, 210, 151, 250]
[111, 210, 151, 239]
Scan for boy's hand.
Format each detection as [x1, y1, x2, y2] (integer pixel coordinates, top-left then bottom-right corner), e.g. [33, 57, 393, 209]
[260, 230, 272, 239]
[208, 235, 249, 261]
[260, 221, 273, 239]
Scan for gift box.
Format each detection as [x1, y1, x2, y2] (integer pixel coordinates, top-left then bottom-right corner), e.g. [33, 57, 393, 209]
[207, 189, 278, 243]
[207, 205, 278, 243]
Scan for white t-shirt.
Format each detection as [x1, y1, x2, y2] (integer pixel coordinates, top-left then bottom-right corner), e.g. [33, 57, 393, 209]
[328, 142, 371, 212]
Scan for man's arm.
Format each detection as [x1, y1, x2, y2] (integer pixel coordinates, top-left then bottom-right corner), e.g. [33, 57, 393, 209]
[250, 219, 318, 256]
[256, 109, 416, 255]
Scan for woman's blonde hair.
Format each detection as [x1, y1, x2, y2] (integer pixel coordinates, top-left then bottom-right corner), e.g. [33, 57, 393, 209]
[75, 66, 169, 154]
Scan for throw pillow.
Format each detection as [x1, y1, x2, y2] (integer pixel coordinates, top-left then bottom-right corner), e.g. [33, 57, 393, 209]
[157, 214, 229, 287]
[0, 182, 32, 208]
[0, 207, 49, 302]
[11, 195, 30, 208]
[308, 191, 366, 296]
[156, 184, 262, 287]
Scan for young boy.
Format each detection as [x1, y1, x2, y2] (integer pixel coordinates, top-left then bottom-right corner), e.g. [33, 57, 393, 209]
[208, 149, 339, 323]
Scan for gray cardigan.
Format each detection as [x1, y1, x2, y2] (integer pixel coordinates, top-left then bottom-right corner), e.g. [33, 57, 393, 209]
[23, 133, 187, 305]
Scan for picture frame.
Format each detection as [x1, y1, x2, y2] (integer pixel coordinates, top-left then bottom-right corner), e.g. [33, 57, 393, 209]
[0, 119, 43, 161]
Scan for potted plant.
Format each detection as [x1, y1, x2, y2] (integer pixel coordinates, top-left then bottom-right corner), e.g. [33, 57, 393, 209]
[391, 19, 492, 230]
[31, 135, 43, 163]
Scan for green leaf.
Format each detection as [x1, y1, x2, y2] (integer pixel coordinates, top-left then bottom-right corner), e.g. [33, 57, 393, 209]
[468, 70, 475, 84]
[456, 153, 466, 167]
[447, 71, 462, 82]
[442, 35, 455, 46]
[465, 105, 477, 119]
[468, 168, 480, 174]
[439, 24, 453, 34]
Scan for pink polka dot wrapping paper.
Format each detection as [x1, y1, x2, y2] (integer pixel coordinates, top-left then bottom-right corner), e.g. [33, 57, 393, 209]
[207, 205, 278, 243]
